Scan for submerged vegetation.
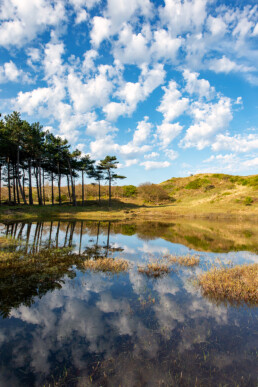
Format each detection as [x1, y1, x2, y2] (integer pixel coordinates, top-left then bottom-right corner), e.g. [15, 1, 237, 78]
[84, 257, 129, 273]
[168, 254, 200, 266]
[198, 264, 258, 305]
[138, 262, 171, 277]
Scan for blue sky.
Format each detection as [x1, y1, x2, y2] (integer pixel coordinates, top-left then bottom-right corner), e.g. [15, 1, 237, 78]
[0, 0, 257, 185]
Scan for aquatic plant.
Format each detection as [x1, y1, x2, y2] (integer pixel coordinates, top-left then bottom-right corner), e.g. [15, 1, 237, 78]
[169, 254, 200, 267]
[198, 264, 258, 305]
[84, 257, 129, 273]
[138, 262, 171, 277]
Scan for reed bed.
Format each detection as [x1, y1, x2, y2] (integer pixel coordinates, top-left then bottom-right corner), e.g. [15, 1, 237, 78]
[168, 254, 200, 267]
[198, 263, 258, 305]
[84, 258, 129, 273]
[138, 262, 171, 277]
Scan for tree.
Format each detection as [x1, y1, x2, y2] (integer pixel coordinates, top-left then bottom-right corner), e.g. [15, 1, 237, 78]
[99, 156, 126, 206]
[79, 155, 95, 206]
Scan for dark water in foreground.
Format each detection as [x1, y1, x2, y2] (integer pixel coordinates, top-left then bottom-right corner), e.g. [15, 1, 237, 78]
[0, 220, 257, 386]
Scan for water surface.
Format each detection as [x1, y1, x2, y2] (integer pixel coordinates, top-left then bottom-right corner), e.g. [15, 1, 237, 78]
[0, 220, 257, 386]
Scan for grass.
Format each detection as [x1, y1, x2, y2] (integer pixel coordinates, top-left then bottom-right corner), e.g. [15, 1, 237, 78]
[138, 262, 171, 277]
[168, 254, 200, 266]
[84, 258, 129, 273]
[198, 264, 258, 305]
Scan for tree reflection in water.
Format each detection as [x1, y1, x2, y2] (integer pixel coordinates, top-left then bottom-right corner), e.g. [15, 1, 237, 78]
[0, 220, 257, 386]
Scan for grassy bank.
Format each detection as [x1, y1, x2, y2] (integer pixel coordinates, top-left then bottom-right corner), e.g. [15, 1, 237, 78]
[0, 173, 257, 222]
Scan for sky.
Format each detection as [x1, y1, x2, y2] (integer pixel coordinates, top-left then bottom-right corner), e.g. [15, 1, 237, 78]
[0, 0, 258, 185]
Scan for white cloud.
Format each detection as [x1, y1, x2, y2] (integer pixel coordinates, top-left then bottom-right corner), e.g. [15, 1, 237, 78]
[183, 69, 215, 99]
[140, 161, 170, 170]
[0, 61, 30, 84]
[165, 149, 178, 160]
[206, 15, 227, 37]
[243, 157, 258, 167]
[144, 152, 159, 159]
[157, 81, 189, 122]
[159, 0, 208, 36]
[151, 29, 182, 62]
[209, 56, 256, 74]
[104, 64, 165, 120]
[68, 70, 113, 113]
[86, 119, 118, 139]
[0, 0, 66, 47]
[90, 16, 112, 47]
[82, 49, 98, 73]
[181, 96, 233, 149]
[132, 116, 152, 145]
[212, 133, 258, 153]
[157, 122, 183, 148]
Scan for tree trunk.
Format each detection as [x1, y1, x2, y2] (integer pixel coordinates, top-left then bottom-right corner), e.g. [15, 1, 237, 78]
[67, 175, 71, 203]
[82, 170, 84, 206]
[38, 162, 42, 205]
[42, 168, 45, 205]
[28, 160, 33, 205]
[57, 162, 61, 206]
[108, 172, 111, 207]
[7, 158, 11, 202]
[17, 147, 27, 204]
[12, 165, 16, 205]
[35, 167, 40, 205]
[51, 172, 54, 205]
[67, 158, 77, 206]
[98, 180, 101, 204]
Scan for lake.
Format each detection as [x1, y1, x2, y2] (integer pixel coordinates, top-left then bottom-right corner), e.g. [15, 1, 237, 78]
[0, 220, 257, 386]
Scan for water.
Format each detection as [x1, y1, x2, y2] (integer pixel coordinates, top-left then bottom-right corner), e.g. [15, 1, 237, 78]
[0, 220, 257, 386]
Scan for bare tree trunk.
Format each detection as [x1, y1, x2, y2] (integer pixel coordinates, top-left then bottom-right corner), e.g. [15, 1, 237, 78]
[51, 172, 54, 205]
[108, 173, 111, 207]
[42, 168, 45, 205]
[98, 180, 101, 204]
[12, 165, 16, 205]
[67, 159, 77, 206]
[35, 167, 40, 205]
[38, 162, 42, 205]
[57, 162, 61, 206]
[17, 147, 27, 204]
[67, 175, 71, 203]
[28, 159, 33, 205]
[7, 158, 11, 202]
[82, 170, 84, 206]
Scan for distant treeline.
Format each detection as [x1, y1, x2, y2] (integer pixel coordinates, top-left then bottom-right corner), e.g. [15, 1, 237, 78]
[0, 111, 126, 206]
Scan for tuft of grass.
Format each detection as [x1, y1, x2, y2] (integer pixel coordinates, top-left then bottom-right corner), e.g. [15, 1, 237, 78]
[198, 264, 258, 305]
[244, 196, 253, 206]
[169, 254, 200, 266]
[84, 258, 129, 273]
[185, 178, 210, 189]
[138, 262, 171, 277]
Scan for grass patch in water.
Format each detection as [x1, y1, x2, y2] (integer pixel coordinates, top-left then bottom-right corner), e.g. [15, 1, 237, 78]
[169, 254, 200, 267]
[198, 264, 258, 305]
[84, 258, 129, 273]
[138, 262, 171, 277]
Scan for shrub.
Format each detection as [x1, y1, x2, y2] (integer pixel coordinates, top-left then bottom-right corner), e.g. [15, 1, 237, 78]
[185, 178, 210, 189]
[244, 196, 253, 206]
[138, 183, 171, 204]
[123, 185, 137, 197]
[55, 194, 68, 202]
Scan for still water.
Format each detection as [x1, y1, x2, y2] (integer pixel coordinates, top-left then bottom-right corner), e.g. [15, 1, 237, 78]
[0, 220, 257, 386]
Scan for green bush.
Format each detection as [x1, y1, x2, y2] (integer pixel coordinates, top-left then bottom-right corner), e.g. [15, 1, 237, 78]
[55, 194, 68, 202]
[244, 196, 253, 206]
[185, 178, 210, 189]
[123, 185, 137, 197]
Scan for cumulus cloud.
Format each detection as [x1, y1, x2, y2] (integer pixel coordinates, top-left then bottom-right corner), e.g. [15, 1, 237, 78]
[212, 133, 258, 153]
[209, 56, 256, 74]
[157, 122, 183, 148]
[157, 81, 189, 122]
[183, 69, 215, 99]
[0, 61, 30, 84]
[181, 96, 233, 149]
[140, 161, 170, 170]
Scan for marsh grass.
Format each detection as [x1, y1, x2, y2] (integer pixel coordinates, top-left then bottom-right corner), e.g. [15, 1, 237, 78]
[84, 257, 129, 273]
[138, 262, 171, 277]
[168, 254, 200, 267]
[198, 264, 258, 305]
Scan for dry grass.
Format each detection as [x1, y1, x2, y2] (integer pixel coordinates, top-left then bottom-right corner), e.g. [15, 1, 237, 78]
[138, 262, 171, 277]
[83, 257, 129, 273]
[198, 264, 258, 305]
[169, 254, 200, 267]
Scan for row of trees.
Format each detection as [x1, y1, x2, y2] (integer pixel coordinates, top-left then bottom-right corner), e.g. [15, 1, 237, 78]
[0, 112, 125, 206]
